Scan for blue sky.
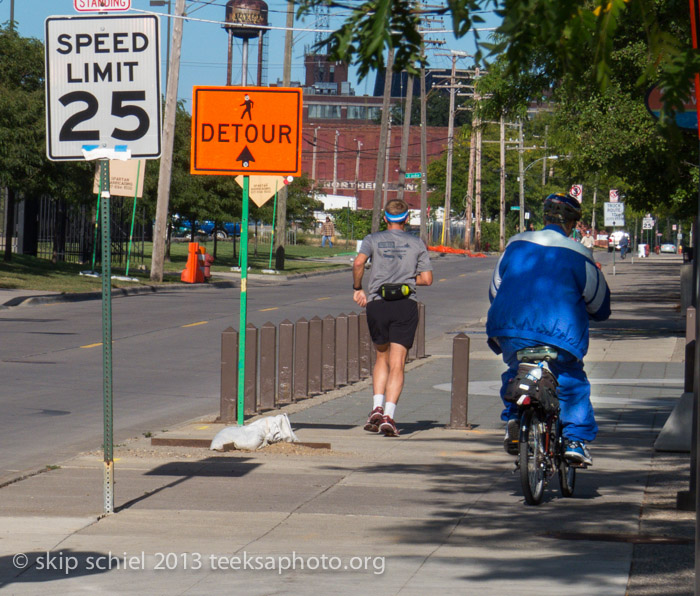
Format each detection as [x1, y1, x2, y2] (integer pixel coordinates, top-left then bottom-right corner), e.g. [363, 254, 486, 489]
[2, 0, 500, 112]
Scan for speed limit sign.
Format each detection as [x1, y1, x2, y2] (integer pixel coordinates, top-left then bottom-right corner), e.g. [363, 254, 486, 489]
[569, 184, 583, 202]
[45, 15, 161, 161]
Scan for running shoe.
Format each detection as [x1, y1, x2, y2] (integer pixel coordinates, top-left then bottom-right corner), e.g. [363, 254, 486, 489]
[379, 415, 400, 437]
[504, 418, 520, 455]
[364, 406, 384, 432]
[565, 441, 593, 466]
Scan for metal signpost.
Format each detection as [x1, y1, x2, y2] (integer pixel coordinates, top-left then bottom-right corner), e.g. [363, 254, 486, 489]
[45, 14, 161, 514]
[191, 86, 303, 426]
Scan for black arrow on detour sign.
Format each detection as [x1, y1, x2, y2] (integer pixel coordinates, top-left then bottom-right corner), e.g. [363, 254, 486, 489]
[236, 146, 255, 168]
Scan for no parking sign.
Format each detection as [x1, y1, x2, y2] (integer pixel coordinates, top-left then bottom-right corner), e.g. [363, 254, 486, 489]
[569, 184, 583, 202]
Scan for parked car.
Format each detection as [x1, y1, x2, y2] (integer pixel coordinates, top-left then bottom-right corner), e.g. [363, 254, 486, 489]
[608, 230, 630, 251]
[660, 243, 677, 254]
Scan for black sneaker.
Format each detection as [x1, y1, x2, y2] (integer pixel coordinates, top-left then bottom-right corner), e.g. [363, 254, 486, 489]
[504, 418, 519, 455]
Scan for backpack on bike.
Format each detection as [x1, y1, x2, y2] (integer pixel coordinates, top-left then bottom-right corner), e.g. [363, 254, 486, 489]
[504, 363, 559, 415]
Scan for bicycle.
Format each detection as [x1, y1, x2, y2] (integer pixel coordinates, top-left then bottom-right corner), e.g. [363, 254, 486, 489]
[505, 345, 585, 505]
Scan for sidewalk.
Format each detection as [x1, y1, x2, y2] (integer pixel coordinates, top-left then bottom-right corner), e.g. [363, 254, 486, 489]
[0, 256, 693, 595]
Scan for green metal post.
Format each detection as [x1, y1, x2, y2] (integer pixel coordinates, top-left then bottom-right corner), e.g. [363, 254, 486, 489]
[237, 176, 250, 426]
[99, 159, 114, 515]
[268, 181, 278, 270]
[125, 160, 141, 277]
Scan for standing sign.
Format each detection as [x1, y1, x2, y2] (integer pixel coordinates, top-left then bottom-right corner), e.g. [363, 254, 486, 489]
[45, 15, 161, 161]
[74, 0, 131, 11]
[609, 189, 619, 202]
[604, 202, 625, 227]
[191, 86, 303, 176]
[642, 217, 655, 230]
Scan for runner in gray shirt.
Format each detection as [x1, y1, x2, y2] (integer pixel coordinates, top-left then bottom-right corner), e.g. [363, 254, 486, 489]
[352, 199, 433, 436]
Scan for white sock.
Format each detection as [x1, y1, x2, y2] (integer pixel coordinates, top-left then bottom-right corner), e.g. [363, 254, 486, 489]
[384, 402, 396, 419]
[373, 394, 385, 410]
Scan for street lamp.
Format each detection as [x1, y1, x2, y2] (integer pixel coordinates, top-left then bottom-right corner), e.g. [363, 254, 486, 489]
[150, 0, 172, 90]
[519, 155, 560, 230]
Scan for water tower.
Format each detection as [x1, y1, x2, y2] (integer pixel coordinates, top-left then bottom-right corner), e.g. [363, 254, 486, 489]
[224, 0, 269, 86]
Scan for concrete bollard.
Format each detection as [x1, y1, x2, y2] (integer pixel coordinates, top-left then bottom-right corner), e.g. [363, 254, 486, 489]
[220, 327, 238, 424]
[448, 333, 470, 429]
[293, 318, 309, 400]
[277, 320, 294, 404]
[244, 323, 258, 415]
[259, 322, 277, 411]
[335, 313, 348, 387]
[308, 316, 323, 395]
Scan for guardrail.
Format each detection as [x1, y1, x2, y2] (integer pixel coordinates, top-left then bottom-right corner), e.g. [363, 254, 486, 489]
[219, 303, 426, 423]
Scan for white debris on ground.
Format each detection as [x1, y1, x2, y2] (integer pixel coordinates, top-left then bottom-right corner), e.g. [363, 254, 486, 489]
[210, 413, 299, 451]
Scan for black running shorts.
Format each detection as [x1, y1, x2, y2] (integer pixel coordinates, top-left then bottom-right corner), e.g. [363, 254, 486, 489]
[366, 299, 419, 349]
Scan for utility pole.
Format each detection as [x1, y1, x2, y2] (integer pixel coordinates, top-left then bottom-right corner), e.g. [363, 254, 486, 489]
[311, 127, 319, 186]
[354, 139, 362, 194]
[274, 0, 295, 269]
[151, 0, 185, 282]
[442, 54, 458, 245]
[383, 116, 392, 206]
[396, 74, 414, 202]
[542, 124, 549, 186]
[419, 62, 428, 245]
[466, 126, 475, 250]
[372, 48, 394, 233]
[592, 176, 599, 232]
[499, 114, 506, 251]
[518, 119, 525, 233]
[333, 130, 339, 195]
[473, 67, 482, 250]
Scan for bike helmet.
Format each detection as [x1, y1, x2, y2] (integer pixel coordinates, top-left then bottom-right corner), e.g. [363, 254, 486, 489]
[543, 193, 581, 224]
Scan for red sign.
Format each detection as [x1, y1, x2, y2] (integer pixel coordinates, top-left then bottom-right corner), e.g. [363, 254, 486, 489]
[74, 0, 132, 12]
[645, 84, 698, 130]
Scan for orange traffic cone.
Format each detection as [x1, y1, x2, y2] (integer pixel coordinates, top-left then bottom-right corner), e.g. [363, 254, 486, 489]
[181, 242, 200, 283]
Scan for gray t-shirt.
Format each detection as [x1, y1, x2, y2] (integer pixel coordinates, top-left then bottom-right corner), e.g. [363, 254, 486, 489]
[359, 229, 432, 301]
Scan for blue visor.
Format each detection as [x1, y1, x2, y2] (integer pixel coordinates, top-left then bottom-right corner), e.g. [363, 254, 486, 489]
[385, 210, 408, 222]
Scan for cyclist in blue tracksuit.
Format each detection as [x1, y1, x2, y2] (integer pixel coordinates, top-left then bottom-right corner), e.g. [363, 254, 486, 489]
[487, 193, 611, 466]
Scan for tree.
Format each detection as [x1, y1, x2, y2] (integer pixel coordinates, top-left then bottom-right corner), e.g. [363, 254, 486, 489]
[0, 25, 45, 261]
[297, 0, 700, 113]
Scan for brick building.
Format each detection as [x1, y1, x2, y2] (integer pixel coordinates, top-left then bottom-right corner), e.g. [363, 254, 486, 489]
[299, 55, 449, 210]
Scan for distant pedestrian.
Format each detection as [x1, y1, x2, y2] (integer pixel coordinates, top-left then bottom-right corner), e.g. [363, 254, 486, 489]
[619, 233, 629, 259]
[581, 230, 594, 250]
[321, 217, 335, 248]
[353, 199, 433, 437]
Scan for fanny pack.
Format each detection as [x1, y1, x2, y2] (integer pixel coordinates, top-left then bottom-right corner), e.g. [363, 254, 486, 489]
[379, 283, 414, 301]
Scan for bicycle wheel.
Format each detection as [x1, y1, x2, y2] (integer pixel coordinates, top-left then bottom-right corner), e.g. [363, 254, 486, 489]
[557, 423, 576, 497]
[519, 408, 546, 505]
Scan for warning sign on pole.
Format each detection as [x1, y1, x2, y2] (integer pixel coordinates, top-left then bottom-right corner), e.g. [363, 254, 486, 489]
[191, 86, 303, 176]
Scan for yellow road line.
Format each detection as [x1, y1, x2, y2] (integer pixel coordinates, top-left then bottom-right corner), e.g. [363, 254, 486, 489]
[81, 343, 102, 349]
[439, 278, 447, 282]
[182, 321, 208, 328]
[260, 307, 278, 312]
[317, 297, 331, 301]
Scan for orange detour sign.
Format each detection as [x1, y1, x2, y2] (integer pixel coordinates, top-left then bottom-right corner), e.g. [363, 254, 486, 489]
[191, 86, 303, 176]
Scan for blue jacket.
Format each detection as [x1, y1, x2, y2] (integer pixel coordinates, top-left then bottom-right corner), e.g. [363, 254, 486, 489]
[486, 225, 611, 360]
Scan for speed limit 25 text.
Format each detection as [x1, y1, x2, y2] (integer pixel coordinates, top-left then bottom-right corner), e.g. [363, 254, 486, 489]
[56, 32, 149, 83]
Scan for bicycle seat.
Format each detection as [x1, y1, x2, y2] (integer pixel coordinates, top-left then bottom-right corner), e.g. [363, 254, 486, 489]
[516, 345, 558, 363]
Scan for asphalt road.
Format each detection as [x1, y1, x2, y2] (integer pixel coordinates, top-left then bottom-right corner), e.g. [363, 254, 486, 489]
[0, 254, 497, 481]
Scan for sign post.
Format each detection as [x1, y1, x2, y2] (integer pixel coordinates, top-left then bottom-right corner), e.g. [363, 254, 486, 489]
[191, 86, 303, 426]
[45, 14, 161, 515]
